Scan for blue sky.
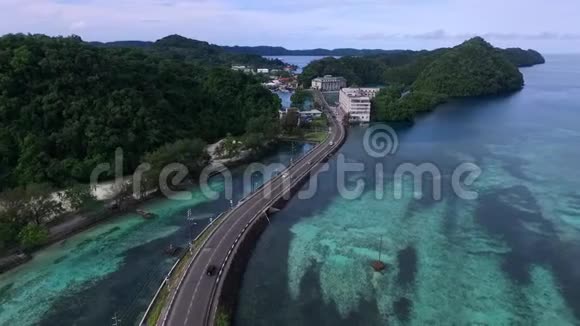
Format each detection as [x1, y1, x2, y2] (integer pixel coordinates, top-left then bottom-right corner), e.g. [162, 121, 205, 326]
[1, 0, 579, 52]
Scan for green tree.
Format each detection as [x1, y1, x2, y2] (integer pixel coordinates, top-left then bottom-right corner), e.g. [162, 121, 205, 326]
[13, 136, 49, 186]
[0, 187, 28, 219]
[141, 138, 209, 192]
[0, 184, 62, 249]
[22, 184, 64, 225]
[18, 224, 49, 250]
[0, 222, 19, 250]
[245, 115, 279, 140]
[281, 108, 301, 134]
[0, 213, 22, 250]
[0, 129, 18, 187]
[219, 136, 243, 159]
[290, 90, 309, 109]
[60, 184, 97, 211]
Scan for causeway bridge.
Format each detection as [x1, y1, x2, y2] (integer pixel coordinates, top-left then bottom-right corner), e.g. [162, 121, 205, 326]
[161, 90, 346, 325]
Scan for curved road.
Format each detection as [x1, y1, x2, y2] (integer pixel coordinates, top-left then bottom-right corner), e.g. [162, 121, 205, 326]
[165, 91, 345, 326]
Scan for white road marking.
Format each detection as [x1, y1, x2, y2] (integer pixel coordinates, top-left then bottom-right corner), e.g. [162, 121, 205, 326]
[170, 110, 344, 326]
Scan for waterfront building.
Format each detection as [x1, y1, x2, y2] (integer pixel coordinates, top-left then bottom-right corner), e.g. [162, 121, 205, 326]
[311, 75, 347, 92]
[339, 88, 381, 123]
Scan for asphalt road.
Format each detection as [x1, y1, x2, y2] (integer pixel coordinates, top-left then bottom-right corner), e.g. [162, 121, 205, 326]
[165, 92, 345, 326]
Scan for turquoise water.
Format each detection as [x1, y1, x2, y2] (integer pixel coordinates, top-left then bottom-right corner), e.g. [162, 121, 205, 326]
[275, 91, 292, 109]
[269, 56, 326, 111]
[0, 142, 311, 325]
[236, 55, 580, 325]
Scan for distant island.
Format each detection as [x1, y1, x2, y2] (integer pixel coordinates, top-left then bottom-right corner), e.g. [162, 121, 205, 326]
[92, 40, 419, 58]
[221, 46, 407, 57]
[91, 34, 290, 70]
[299, 37, 545, 121]
[89, 34, 545, 73]
[222, 44, 544, 67]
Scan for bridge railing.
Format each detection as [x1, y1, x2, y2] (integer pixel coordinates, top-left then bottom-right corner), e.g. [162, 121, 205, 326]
[151, 141, 322, 326]
[139, 211, 227, 326]
[205, 103, 345, 325]
[145, 92, 340, 326]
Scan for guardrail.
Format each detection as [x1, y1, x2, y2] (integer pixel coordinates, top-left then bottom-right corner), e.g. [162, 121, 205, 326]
[205, 104, 344, 325]
[149, 135, 325, 326]
[148, 93, 340, 326]
[146, 138, 322, 326]
[139, 211, 227, 326]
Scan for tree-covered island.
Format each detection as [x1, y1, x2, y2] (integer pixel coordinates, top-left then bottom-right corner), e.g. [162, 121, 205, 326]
[300, 37, 545, 121]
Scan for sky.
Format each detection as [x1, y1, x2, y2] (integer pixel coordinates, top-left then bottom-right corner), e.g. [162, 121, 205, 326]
[1, 0, 579, 53]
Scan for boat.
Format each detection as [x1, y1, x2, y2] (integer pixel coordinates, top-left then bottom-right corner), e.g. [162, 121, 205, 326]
[136, 209, 156, 219]
[164, 244, 181, 256]
[371, 260, 387, 272]
[371, 235, 388, 272]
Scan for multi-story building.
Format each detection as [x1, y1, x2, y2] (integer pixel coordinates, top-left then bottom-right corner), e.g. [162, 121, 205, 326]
[311, 75, 347, 92]
[339, 88, 381, 123]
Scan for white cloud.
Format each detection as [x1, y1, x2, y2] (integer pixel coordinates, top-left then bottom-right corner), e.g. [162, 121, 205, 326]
[0, 0, 579, 52]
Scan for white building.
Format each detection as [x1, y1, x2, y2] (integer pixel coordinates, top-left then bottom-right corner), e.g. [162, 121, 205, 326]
[257, 68, 269, 74]
[300, 109, 323, 119]
[311, 75, 347, 92]
[339, 88, 381, 123]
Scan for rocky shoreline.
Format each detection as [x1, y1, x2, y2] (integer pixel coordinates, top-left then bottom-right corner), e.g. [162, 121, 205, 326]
[0, 139, 285, 274]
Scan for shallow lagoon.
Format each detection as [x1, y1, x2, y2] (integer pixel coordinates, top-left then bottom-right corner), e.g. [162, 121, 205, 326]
[236, 55, 580, 325]
[0, 142, 312, 325]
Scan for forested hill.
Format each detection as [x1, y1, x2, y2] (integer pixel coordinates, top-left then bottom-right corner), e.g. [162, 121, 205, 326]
[96, 41, 402, 57]
[501, 48, 546, 67]
[221, 44, 546, 66]
[299, 41, 544, 88]
[91, 34, 287, 69]
[90, 35, 546, 69]
[371, 37, 537, 121]
[0, 34, 281, 189]
[298, 37, 543, 122]
[221, 46, 402, 57]
[413, 37, 524, 97]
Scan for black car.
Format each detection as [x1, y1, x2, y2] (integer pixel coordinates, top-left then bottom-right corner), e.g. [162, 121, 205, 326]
[206, 265, 217, 276]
